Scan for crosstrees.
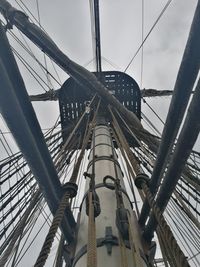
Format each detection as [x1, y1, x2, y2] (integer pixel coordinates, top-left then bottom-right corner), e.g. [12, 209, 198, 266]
[59, 71, 141, 146]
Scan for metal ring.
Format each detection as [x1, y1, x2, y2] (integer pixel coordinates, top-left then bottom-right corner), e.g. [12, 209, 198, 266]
[103, 175, 116, 190]
[79, 183, 133, 211]
[87, 155, 121, 170]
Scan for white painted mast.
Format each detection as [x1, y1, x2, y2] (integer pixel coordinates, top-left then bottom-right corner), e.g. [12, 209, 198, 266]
[73, 115, 148, 267]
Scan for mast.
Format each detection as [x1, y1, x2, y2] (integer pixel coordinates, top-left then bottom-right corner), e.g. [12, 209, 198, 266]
[90, 0, 102, 72]
[0, 1, 200, 266]
[74, 114, 148, 267]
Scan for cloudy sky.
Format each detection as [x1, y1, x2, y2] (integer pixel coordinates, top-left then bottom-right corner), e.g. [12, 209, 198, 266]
[0, 0, 199, 266]
[0, 0, 197, 135]
[1, 0, 197, 131]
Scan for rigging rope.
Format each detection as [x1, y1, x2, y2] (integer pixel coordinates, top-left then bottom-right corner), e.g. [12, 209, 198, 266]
[15, 0, 62, 83]
[34, 192, 70, 267]
[87, 191, 97, 267]
[118, 231, 128, 267]
[140, 0, 144, 88]
[0, 190, 41, 266]
[0, 127, 64, 252]
[135, 177, 190, 267]
[124, 0, 173, 72]
[34, 101, 99, 266]
[14, 202, 59, 266]
[0, 1, 198, 266]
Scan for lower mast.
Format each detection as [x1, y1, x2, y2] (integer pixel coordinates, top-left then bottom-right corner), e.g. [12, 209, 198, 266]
[73, 113, 149, 267]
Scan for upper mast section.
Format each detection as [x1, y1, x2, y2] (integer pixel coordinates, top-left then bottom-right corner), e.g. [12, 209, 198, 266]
[90, 0, 102, 72]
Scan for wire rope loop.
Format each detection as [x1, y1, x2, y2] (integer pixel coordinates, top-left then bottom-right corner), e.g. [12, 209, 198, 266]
[103, 175, 116, 190]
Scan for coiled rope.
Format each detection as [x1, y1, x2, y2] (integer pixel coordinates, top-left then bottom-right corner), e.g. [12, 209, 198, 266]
[34, 192, 70, 267]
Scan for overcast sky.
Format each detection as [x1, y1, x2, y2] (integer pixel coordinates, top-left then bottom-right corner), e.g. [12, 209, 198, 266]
[1, 0, 197, 134]
[0, 0, 199, 266]
[3, 0, 197, 133]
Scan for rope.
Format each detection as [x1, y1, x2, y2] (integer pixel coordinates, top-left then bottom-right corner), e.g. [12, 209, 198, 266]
[127, 213, 144, 266]
[34, 192, 70, 267]
[54, 94, 96, 169]
[156, 228, 174, 267]
[109, 108, 141, 175]
[55, 235, 64, 267]
[70, 125, 93, 184]
[116, 140, 140, 216]
[141, 182, 190, 267]
[140, 0, 144, 88]
[70, 98, 100, 184]
[109, 107, 145, 206]
[0, 190, 40, 266]
[86, 111, 98, 267]
[34, 99, 100, 267]
[87, 191, 97, 267]
[173, 191, 200, 230]
[118, 231, 128, 267]
[124, 0, 173, 72]
[110, 107, 191, 265]
[54, 111, 87, 167]
[0, 130, 62, 254]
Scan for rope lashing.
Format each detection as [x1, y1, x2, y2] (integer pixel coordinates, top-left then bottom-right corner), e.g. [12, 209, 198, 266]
[116, 207, 129, 241]
[103, 175, 130, 241]
[62, 182, 78, 198]
[85, 190, 101, 218]
[84, 172, 101, 218]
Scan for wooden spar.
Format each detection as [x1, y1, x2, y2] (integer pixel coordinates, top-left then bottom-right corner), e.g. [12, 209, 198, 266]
[73, 116, 148, 267]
